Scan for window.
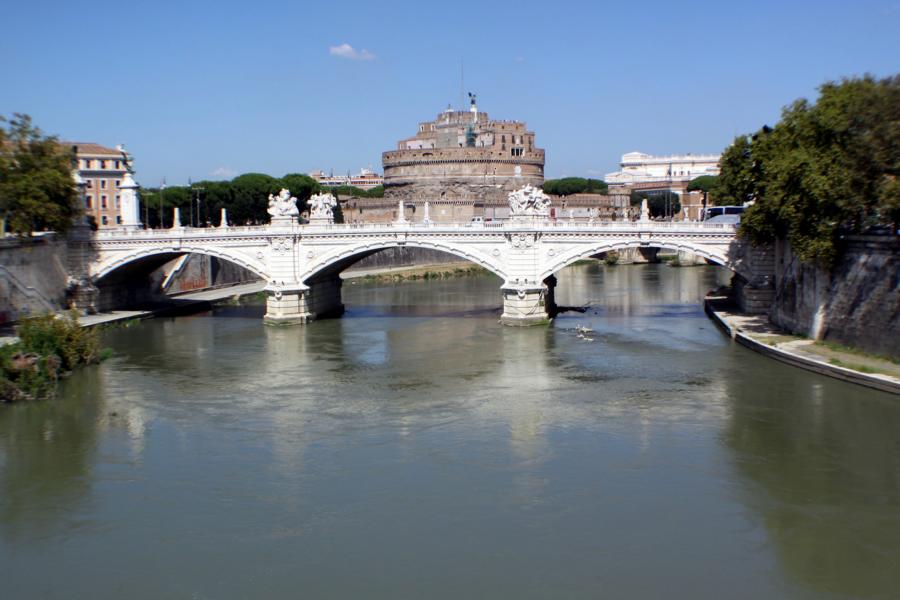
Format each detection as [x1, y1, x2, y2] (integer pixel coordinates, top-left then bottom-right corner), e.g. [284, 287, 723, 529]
[101, 195, 108, 208]
[86, 180, 93, 188]
[82, 159, 91, 169]
[100, 180, 107, 189]
[101, 215, 108, 225]
[116, 216, 122, 224]
[512, 148, 523, 157]
[115, 195, 120, 208]
[115, 180, 120, 187]
[100, 160, 107, 169]
[85, 196, 92, 208]
[115, 161, 121, 169]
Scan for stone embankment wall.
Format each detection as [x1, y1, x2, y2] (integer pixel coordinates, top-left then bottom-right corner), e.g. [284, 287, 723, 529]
[163, 254, 259, 294]
[772, 236, 899, 356]
[344, 247, 468, 273]
[0, 235, 70, 323]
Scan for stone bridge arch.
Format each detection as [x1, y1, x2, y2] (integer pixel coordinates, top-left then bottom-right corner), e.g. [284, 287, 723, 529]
[539, 239, 750, 282]
[299, 239, 509, 284]
[91, 244, 270, 283]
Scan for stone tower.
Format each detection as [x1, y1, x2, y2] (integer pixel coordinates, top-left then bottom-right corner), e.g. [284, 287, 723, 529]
[382, 100, 544, 221]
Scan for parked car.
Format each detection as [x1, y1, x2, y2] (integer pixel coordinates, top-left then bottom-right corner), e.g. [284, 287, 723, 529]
[701, 206, 745, 221]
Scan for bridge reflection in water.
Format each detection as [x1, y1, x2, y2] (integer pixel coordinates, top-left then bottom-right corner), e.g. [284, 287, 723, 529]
[2, 265, 897, 598]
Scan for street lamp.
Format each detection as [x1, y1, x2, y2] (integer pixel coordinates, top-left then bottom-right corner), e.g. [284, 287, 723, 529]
[159, 179, 166, 229]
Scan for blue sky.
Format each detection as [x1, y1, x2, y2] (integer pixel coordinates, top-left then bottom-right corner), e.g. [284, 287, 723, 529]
[2, 0, 898, 185]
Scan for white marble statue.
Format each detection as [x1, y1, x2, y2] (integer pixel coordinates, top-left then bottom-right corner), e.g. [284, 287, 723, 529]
[267, 189, 300, 219]
[640, 198, 651, 222]
[307, 192, 337, 221]
[507, 184, 551, 217]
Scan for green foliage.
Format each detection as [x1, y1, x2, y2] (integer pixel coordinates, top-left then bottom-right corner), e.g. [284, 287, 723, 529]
[603, 251, 619, 266]
[328, 185, 371, 198]
[687, 175, 718, 193]
[230, 173, 283, 225]
[17, 312, 100, 370]
[0, 114, 80, 235]
[629, 191, 681, 218]
[718, 75, 900, 267]
[281, 173, 318, 204]
[1, 312, 101, 402]
[542, 177, 608, 196]
[140, 172, 360, 226]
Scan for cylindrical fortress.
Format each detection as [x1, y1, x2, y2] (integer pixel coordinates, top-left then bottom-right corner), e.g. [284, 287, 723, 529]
[382, 103, 544, 219]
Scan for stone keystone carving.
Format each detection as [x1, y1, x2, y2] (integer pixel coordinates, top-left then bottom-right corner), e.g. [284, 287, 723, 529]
[307, 192, 337, 222]
[507, 184, 551, 217]
[267, 189, 300, 219]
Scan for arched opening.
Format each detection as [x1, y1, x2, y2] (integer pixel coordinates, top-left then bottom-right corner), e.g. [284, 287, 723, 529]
[92, 250, 264, 312]
[542, 241, 741, 322]
[264, 243, 507, 325]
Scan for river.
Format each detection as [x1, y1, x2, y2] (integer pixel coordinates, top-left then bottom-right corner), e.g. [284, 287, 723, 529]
[1, 263, 898, 599]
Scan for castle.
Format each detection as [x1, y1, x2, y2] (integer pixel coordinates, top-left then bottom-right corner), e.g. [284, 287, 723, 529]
[380, 95, 545, 222]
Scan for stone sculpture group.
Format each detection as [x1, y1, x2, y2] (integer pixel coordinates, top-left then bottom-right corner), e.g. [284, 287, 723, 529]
[267, 189, 300, 219]
[507, 184, 551, 217]
[307, 192, 337, 221]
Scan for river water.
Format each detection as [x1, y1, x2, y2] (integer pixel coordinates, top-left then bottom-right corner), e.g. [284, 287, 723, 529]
[1, 263, 898, 599]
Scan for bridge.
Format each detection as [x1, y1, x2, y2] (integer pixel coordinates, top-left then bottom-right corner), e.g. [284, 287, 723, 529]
[68, 190, 774, 325]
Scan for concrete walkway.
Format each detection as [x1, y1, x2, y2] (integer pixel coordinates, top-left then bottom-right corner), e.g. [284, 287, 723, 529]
[77, 281, 266, 327]
[705, 295, 900, 395]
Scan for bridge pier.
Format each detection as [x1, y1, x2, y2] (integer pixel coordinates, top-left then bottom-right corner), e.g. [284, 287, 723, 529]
[500, 277, 555, 326]
[263, 277, 344, 325]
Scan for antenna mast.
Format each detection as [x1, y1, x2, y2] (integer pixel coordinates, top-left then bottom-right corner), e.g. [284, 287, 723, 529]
[459, 59, 464, 112]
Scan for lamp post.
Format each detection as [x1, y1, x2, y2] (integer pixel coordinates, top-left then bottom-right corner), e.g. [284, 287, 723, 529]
[159, 180, 166, 228]
[194, 185, 205, 227]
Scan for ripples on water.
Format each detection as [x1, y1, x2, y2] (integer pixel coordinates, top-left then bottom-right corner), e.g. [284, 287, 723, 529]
[1, 263, 898, 599]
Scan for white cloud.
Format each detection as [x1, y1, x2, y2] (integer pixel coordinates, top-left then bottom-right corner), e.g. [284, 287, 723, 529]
[329, 43, 375, 61]
[210, 166, 236, 179]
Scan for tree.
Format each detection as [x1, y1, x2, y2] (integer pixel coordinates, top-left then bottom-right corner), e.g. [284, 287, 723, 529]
[720, 75, 899, 266]
[229, 173, 282, 225]
[629, 190, 680, 218]
[543, 177, 607, 196]
[687, 175, 718, 193]
[280, 173, 319, 204]
[0, 114, 79, 235]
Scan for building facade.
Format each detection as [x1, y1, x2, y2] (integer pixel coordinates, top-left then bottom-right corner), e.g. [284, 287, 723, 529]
[605, 151, 720, 195]
[310, 168, 383, 190]
[67, 142, 131, 228]
[381, 97, 544, 221]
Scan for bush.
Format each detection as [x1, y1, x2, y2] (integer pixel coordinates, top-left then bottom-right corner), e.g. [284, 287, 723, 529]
[1, 312, 102, 402]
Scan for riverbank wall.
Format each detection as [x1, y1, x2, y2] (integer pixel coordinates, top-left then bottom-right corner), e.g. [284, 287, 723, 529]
[343, 247, 465, 273]
[772, 236, 899, 357]
[0, 235, 69, 323]
[705, 295, 900, 395]
[162, 254, 259, 294]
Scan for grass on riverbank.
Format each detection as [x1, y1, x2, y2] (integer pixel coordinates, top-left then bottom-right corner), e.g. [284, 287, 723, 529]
[350, 264, 491, 284]
[814, 340, 900, 365]
[1, 312, 106, 403]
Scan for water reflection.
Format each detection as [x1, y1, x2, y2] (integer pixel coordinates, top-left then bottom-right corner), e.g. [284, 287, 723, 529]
[724, 359, 900, 597]
[1, 264, 897, 598]
[0, 368, 104, 542]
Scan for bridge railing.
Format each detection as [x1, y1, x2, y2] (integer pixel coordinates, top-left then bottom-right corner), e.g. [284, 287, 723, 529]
[92, 220, 737, 240]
